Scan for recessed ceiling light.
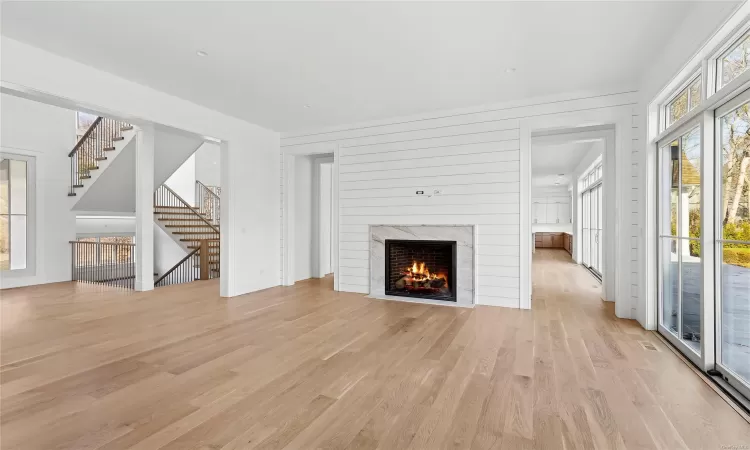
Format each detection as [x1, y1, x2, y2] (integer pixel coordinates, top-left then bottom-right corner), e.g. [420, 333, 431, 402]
[196, 50, 208, 57]
[303, 105, 311, 109]
[505, 68, 516, 73]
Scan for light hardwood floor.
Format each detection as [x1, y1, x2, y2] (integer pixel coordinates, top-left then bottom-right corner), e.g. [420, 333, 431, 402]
[1, 248, 748, 449]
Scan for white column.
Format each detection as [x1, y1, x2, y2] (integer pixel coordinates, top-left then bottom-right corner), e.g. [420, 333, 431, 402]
[135, 124, 155, 291]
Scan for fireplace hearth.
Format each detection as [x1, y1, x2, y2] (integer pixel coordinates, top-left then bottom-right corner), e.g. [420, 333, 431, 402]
[385, 239, 457, 302]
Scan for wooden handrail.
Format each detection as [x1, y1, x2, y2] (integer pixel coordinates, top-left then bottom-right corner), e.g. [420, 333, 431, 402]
[69, 240, 136, 247]
[154, 247, 199, 286]
[155, 184, 220, 234]
[196, 180, 220, 201]
[69, 116, 102, 157]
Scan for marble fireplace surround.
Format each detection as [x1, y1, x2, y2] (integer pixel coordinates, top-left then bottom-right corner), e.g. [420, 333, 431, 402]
[369, 225, 475, 307]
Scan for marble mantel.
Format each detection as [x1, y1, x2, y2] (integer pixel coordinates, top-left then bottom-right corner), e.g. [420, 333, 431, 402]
[369, 225, 475, 307]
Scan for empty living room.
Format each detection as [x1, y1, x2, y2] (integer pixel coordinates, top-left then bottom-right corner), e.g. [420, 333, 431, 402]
[2, 1, 750, 449]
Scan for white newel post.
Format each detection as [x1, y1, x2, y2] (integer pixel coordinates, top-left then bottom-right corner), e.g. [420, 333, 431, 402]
[135, 124, 155, 291]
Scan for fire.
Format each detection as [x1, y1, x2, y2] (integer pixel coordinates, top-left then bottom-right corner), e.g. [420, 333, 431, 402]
[403, 260, 447, 284]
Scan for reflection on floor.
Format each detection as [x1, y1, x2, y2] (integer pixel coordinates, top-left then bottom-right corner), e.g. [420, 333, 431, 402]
[1, 264, 749, 449]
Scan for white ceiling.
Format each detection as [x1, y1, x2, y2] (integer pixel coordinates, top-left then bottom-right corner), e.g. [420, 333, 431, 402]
[532, 141, 594, 188]
[1, 2, 709, 131]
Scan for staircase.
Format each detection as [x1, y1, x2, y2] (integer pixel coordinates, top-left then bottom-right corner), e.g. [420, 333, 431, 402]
[153, 184, 220, 286]
[68, 117, 134, 197]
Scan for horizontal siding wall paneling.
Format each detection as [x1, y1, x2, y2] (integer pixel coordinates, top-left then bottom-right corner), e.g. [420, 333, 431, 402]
[340, 193, 519, 208]
[338, 161, 520, 183]
[341, 204, 518, 217]
[281, 91, 637, 147]
[340, 140, 519, 165]
[339, 258, 369, 269]
[477, 265, 520, 277]
[340, 183, 519, 199]
[341, 215, 519, 226]
[339, 150, 519, 174]
[340, 172, 520, 191]
[281, 91, 639, 307]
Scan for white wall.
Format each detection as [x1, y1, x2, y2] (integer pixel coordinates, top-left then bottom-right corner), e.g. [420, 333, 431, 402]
[294, 155, 313, 281]
[281, 90, 639, 308]
[165, 154, 196, 205]
[76, 215, 135, 236]
[320, 163, 333, 274]
[195, 142, 221, 186]
[2, 37, 280, 296]
[0, 94, 77, 288]
[153, 223, 187, 277]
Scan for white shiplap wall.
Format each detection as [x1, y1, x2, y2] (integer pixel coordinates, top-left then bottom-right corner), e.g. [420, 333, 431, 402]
[281, 91, 640, 308]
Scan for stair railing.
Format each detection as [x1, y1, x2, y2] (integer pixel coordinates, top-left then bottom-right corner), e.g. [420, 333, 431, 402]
[195, 180, 221, 226]
[155, 239, 217, 287]
[70, 239, 136, 289]
[69, 117, 131, 195]
[154, 184, 220, 234]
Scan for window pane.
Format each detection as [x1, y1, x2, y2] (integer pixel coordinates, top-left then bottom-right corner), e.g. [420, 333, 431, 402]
[668, 89, 688, 126]
[720, 242, 750, 384]
[0, 159, 8, 215]
[719, 100, 750, 234]
[9, 159, 27, 215]
[9, 215, 26, 270]
[688, 78, 701, 110]
[720, 33, 750, 88]
[661, 238, 679, 335]
[680, 127, 701, 242]
[681, 241, 701, 353]
[0, 215, 8, 270]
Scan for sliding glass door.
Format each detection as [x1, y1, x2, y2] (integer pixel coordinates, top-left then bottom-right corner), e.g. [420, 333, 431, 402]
[716, 91, 750, 398]
[581, 165, 603, 276]
[658, 125, 703, 357]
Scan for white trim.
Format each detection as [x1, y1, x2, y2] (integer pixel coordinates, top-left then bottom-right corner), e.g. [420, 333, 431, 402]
[520, 108, 632, 317]
[312, 155, 334, 279]
[280, 150, 340, 288]
[281, 154, 295, 286]
[519, 121, 531, 309]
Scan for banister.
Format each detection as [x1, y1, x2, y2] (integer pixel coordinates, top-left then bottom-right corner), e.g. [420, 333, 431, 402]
[196, 180, 220, 201]
[69, 116, 103, 157]
[156, 184, 220, 234]
[154, 247, 200, 286]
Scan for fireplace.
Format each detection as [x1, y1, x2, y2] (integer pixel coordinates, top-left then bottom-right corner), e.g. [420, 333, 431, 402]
[385, 239, 457, 302]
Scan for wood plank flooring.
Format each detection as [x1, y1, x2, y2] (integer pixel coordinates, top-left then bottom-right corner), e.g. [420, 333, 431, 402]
[1, 248, 748, 449]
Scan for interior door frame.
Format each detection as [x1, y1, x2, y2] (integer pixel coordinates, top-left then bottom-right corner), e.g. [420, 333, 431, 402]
[281, 148, 340, 289]
[521, 108, 631, 317]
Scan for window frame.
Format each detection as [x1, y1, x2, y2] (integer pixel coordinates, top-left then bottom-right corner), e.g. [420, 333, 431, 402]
[0, 150, 37, 279]
[712, 23, 750, 94]
[662, 71, 703, 132]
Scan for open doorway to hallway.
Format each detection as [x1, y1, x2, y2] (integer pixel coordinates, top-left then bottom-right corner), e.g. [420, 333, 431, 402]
[289, 153, 336, 291]
[530, 129, 605, 304]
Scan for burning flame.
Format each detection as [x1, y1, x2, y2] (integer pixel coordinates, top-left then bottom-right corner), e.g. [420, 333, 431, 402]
[404, 260, 446, 283]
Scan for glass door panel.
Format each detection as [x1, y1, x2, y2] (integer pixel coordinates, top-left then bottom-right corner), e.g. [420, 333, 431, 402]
[717, 97, 750, 392]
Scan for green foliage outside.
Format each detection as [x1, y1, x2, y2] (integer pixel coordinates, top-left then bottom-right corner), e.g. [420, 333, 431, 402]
[674, 209, 750, 268]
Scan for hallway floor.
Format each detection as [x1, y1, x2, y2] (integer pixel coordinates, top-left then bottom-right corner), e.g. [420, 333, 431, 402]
[1, 257, 748, 449]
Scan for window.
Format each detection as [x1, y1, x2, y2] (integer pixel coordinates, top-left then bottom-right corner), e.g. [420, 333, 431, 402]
[76, 112, 98, 140]
[665, 76, 702, 128]
[0, 157, 31, 271]
[718, 30, 750, 89]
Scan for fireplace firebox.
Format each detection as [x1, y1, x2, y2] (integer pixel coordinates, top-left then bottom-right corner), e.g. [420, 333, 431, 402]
[385, 239, 457, 302]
